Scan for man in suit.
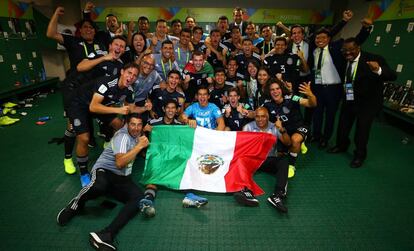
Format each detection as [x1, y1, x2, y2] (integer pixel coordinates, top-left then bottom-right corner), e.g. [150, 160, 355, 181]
[309, 16, 372, 149]
[229, 7, 248, 36]
[328, 38, 397, 168]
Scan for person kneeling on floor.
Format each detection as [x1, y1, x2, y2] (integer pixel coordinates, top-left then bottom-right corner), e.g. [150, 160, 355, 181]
[56, 113, 149, 251]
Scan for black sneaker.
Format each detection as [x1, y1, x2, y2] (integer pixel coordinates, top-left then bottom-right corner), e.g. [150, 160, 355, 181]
[267, 193, 288, 213]
[234, 188, 259, 207]
[56, 199, 79, 226]
[89, 231, 116, 251]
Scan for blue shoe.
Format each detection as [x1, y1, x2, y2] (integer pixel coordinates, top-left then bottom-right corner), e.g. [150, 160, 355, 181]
[139, 198, 156, 217]
[80, 173, 91, 187]
[182, 193, 208, 208]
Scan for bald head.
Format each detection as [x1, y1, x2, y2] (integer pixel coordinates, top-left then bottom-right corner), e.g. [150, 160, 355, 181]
[255, 107, 269, 129]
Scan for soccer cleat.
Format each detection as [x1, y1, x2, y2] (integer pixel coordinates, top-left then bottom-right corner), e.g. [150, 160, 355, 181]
[267, 193, 288, 213]
[139, 198, 156, 218]
[64, 158, 76, 175]
[80, 173, 91, 187]
[182, 193, 208, 208]
[56, 199, 79, 226]
[288, 165, 296, 179]
[301, 142, 308, 154]
[234, 188, 259, 207]
[2, 107, 16, 115]
[0, 116, 17, 126]
[3, 102, 18, 108]
[89, 231, 116, 251]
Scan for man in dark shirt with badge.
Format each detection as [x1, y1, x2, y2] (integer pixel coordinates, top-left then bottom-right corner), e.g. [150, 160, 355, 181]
[68, 63, 139, 187]
[150, 70, 185, 118]
[263, 37, 308, 93]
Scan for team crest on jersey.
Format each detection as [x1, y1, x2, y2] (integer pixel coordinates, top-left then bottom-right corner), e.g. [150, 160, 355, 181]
[287, 58, 293, 65]
[197, 154, 224, 174]
[282, 106, 290, 114]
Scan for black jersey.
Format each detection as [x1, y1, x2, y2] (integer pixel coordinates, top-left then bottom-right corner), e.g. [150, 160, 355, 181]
[60, 34, 105, 73]
[65, 55, 124, 90]
[209, 84, 233, 110]
[150, 87, 185, 117]
[73, 76, 134, 108]
[263, 53, 301, 85]
[201, 42, 226, 69]
[263, 96, 304, 133]
[234, 53, 262, 79]
[225, 72, 244, 87]
[256, 40, 274, 55]
[223, 103, 252, 131]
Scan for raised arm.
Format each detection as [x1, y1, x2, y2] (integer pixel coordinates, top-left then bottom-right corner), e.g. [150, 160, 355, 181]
[46, 7, 65, 44]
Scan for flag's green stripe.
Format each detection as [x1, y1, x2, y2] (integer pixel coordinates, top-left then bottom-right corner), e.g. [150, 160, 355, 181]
[140, 125, 195, 189]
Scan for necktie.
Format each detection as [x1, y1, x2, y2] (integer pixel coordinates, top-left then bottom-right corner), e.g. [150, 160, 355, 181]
[296, 44, 301, 51]
[346, 61, 353, 83]
[317, 48, 323, 70]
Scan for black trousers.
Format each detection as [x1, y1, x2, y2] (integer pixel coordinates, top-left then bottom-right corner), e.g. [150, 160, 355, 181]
[259, 156, 289, 194]
[335, 101, 379, 159]
[312, 84, 342, 141]
[71, 168, 143, 237]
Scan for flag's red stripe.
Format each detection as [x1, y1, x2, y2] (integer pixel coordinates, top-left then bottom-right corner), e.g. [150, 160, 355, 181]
[224, 132, 277, 195]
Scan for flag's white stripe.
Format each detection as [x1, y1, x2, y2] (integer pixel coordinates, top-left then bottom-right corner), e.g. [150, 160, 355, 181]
[179, 127, 237, 192]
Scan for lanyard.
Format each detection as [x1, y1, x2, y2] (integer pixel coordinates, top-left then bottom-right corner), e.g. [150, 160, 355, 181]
[161, 59, 172, 78]
[177, 47, 190, 64]
[82, 42, 89, 57]
[82, 42, 98, 57]
[345, 60, 359, 83]
[262, 41, 272, 55]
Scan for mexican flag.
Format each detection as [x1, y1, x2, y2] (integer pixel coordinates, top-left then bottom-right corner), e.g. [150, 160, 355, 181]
[141, 126, 276, 195]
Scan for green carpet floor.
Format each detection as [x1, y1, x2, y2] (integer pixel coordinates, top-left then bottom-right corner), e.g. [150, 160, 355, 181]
[0, 91, 413, 250]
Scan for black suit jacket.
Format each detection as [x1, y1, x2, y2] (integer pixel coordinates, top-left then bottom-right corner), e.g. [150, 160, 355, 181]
[309, 25, 372, 84]
[352, 51, 397, 110]
[229, 21, 248, 36]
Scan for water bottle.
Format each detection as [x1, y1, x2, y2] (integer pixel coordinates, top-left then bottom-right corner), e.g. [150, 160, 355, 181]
[38, 116, 51, 121]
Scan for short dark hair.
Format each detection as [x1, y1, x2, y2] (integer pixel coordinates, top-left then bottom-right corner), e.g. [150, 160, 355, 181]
[193, 26, 203, 33]
[315, 27, 331, 37]
[275, 37, 287, 44]
[185, 16, 195, 23]
[218, 16, 229, 22]
[126, 113, 142, 123]
[161, 39, 173, 47]
[181, 27, 192, 36]
[260, 24, 271, 33]
[164, 99, 179, 108]
[210, 29, 221, 36]
[214, 67, 226, 75]
[171, 19, 182, 26]
[197, 86, 210, 95]
[233, 7, 244, 14]
[290, 24, 305, 34]
[168, 69, 182, 79]
[228, 87, 240, 96]
[123, 62, 140, 71]
[156, 19, 167, 26]
[192, 50, 204, 58]
[111, 35, 127, 45]
[79, 19, 98, 31]
[106, 14, 117, 20]
[242, 38, 253, 44]
[138, 16, 149, 23]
